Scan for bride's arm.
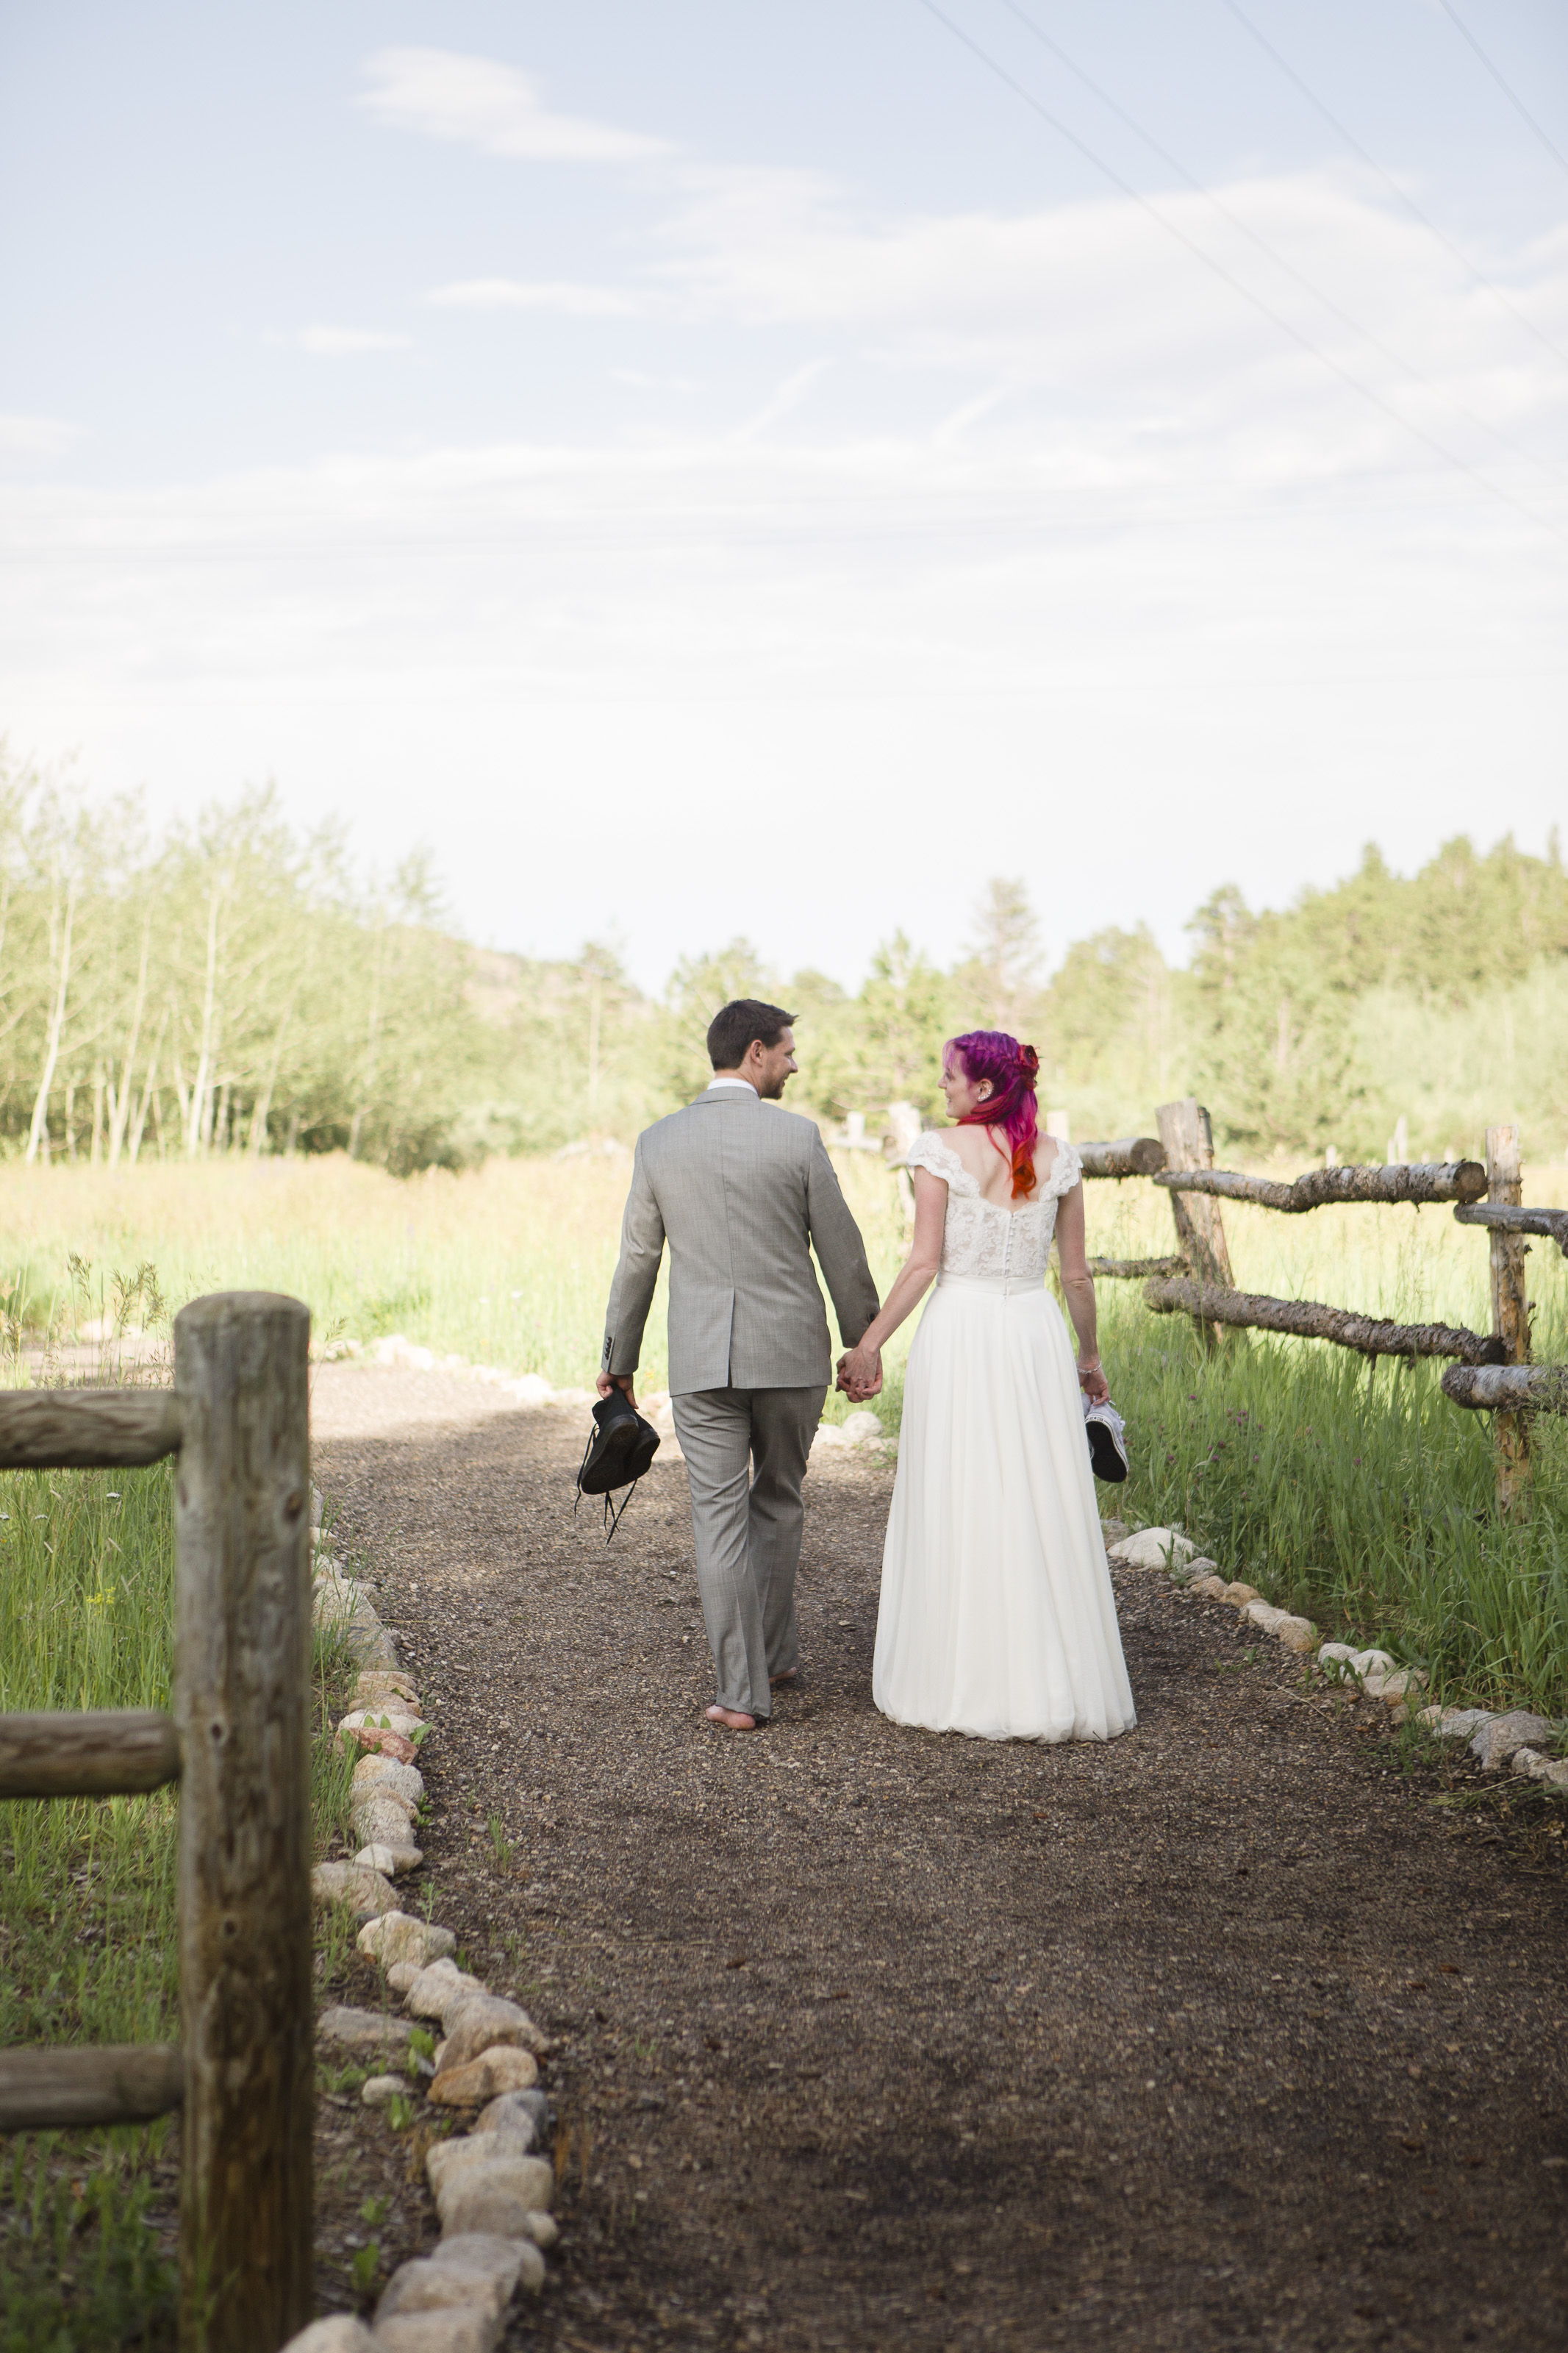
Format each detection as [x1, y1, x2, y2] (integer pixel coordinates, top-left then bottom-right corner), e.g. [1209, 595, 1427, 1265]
[1054, 1180, 1109, 1402]
[836, 1169, 948, 1398]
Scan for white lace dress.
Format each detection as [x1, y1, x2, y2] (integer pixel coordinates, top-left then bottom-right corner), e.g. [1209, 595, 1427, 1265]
[873, 1136, 1137, 1743]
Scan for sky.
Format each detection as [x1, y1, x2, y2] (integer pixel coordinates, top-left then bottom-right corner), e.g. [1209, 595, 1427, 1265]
[1, 0, 1564, 990]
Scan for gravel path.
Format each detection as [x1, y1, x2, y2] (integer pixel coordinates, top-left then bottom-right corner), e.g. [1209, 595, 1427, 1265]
[313, 1364, 1568, 2352]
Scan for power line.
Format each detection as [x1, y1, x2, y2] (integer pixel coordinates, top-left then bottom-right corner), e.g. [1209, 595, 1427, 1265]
[1218, 0, 1568, 373]
[1437, 0, 1568, 180]
[911, 0, 1564, 541]
[996, 0, 1568, 488]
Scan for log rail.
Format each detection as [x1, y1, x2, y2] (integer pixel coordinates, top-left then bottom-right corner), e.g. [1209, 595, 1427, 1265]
[1142, 1276, 1505, 1365]
[1154, 1160, 1486, 1212]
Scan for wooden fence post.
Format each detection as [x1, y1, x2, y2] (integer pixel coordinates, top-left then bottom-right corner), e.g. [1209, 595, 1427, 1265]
[173, 1292, 314, 2353]
[1155, 1100, 1234, 1346]
[1484, 1126, 1531, 1513]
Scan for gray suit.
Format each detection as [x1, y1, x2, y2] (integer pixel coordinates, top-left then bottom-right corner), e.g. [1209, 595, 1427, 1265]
[601, 1088, 880, 1720]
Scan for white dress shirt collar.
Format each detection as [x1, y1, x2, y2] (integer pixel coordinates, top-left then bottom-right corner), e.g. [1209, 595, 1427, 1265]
[705, 1076, 756, 1094]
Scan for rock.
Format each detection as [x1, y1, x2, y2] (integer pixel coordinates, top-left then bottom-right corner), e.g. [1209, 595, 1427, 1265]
[362, 2074, 408, 2107]
[1347, 1648, 1397, 1681]
[1100, 1518, 1129, 1547]
[1436, 1708, 1494, 1740]
[354, 1670, 420, 1708]
[809, 1424, 845, 1451]
[1318, 1643, 1357, 1668]
[370, 2312, 500, 2353]
[354, 1797, 420, 1851]
[342, 1725, 420, 1765]
[427, 2129, 540, 2198]
[355, 1841, 423, 1877]
[1365, 1667, 1428, 1702]
[429, 2046, 540, 2106]
[377, 2232, 529, 2326]
[433, 2153, 555, 2238]
[1189, 1574, 1231, 1602]
[840, 1410, 886, 1447]
[357, 1912, 457, 1969]
[278, 2321, 379, 2353]
[340, 1707, 430, 1740]
[438, 1993, 548, 2069]
[520, 2213, 557, 2251]
[351, 1755, 425, 1808]
[318, 2004, 414, 2056]
[1511, 1746, 1547, 1778]
[1222, 1581, 1261, 1606]
[405, 1959, 487, 2024]
[474, 2089, 549, 2141]
[1471, 1711, 1556, 1772]
[1243, 1600, 1285, 1635]
[1111, 1527, 1196, 1571]
[311, 1860, 399, 1919]
[1535, 1758, 1568, 1793]
[1272, 1613, 1319, 1653]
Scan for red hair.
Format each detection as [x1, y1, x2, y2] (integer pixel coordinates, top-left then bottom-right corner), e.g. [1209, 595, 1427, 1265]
[945, 1031, 1041, 1199]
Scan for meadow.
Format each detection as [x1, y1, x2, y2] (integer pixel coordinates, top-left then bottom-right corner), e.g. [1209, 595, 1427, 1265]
[1, 1144, 1565, 2345]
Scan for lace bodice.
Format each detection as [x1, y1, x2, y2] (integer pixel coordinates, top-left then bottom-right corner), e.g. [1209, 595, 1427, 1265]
[904, 1133, 1084, 1282]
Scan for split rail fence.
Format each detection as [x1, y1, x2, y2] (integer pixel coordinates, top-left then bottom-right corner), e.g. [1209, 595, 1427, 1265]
[1073, 1102, 1567, 1511]
[0, 1291, 314, 2353]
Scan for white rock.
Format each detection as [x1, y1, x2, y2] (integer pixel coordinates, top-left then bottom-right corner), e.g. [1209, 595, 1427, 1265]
[1435, 1708, 1494, 1739]
[434, 2154, 555, 2239]
[1471, 1711, 1556, 1772]
[1189, 1573, 1230, 1602]
[1511, 1746, 1547, 1778]
[370, 2311, 499, 2353]
[1347, 1649, 1397, 1681]
[278, 2322, 379, 2352]
[1222, 1580, 1261, 1605]
[351, 1755, 425, 1807]
[354, 1671, 420, 1708]
[355, 1842, 423, 1877]
[840, 1410, 886, 1447]
[1535, 1757, 1568, 1793]
[318, 2004, 413, 2056]
[340, 1708, 430, 1739]
[810, 1424, 845, 1450]
[520, 2213, 556, 2252]
[353, 1798, 420, 1850]
[362, 2073, 408, 2107]
[1318, 1643, 1358, 1668]
[1110, 1527, 1197, 1571]
[357, 1912, 457, 1969]
[377, 2232, 527, 2325]
[405, 1959, 487, 2024]
[311, 1860, 398, 1918]
[1364, 1666, 1428, 1702]
[438, 1992, 548, 2069]
[1244, 1601, 1286, 1635]
[426, 2129, 540, 2199]
[474, 2090, 545, 2142]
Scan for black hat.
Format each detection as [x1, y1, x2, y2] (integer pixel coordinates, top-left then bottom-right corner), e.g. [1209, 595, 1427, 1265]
[575, 1388, 662, 1538]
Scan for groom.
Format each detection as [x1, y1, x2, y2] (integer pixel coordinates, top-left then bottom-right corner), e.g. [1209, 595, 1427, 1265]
[598, 999, 881, 1730]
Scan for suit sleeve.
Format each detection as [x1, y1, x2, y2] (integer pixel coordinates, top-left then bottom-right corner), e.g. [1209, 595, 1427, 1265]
[601, 1140, 666, 1376]
[805, 1135, 881, 1350]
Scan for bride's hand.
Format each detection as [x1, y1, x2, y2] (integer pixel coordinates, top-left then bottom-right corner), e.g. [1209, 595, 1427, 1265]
[838, 1344, 882, 1400]
[1078, 1357, 1109, 1405]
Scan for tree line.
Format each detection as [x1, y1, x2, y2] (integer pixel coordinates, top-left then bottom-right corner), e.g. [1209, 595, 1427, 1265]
[4, 749, 1563, 1170]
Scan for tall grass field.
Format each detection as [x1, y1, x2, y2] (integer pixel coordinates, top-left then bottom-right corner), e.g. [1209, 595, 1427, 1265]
[1, 1145, 1564, 2344]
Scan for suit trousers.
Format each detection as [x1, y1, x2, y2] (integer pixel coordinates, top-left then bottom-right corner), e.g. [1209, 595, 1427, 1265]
[671, 1384, 826, 1722]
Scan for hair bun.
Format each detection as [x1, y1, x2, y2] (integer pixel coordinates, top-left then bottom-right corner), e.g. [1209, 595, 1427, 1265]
[1017, 1043, 1039, 1078]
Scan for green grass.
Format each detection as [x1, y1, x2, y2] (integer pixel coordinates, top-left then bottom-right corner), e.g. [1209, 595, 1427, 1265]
[0, 1440, 359, 2352]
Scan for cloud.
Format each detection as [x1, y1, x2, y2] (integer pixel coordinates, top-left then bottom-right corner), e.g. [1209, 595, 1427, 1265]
[731, 359, 832, 443]
[426, 279, 646, 318]
[0, 412, 84, 457]
[359, 47, 672, 165]
[294, 326, 411, 357]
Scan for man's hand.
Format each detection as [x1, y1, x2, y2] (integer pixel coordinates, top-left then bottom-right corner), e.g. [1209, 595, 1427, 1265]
[597, 1371, 638, 1409]
[835, 1345, 882, 1402]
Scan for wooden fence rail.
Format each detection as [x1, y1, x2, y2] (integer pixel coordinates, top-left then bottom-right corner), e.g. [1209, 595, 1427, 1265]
[1142, 1277, 1504, 1365]
[0, 1291, 312, 2353]
[1442, 1363, 1568, 1413]
[1153, 1160, 1487, 1212]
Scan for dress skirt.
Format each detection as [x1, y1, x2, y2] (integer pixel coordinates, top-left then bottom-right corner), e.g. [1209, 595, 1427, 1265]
[873, 1272, 1137, 1743]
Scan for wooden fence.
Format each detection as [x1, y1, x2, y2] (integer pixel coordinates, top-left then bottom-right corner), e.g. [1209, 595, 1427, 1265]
[1074, 1102, 1566, 1512]
[0, 1292, 313, 2353]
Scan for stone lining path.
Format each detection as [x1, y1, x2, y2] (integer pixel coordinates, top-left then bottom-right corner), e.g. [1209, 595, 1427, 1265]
[312, 1363, 1568, 2352]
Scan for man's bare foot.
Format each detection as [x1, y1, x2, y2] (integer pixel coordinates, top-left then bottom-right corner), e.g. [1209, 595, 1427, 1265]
[769, 1669, 799, 1689]
[706, 1704, 759, 1731]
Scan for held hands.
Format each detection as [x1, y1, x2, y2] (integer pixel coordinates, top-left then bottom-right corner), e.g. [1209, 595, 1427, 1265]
[1077, 1357, 1110, 1407]
[835, 1343, 883, 1402]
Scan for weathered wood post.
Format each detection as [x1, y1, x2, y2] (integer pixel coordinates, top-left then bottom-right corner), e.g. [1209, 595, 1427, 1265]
[1155, 1099, 1234, 1348]
[1484, 1126, 1531, 1513]
[173, 1292, 314, 2353]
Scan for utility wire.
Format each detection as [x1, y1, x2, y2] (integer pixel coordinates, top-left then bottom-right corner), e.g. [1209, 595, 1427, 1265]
[912, 0, 1564, 540]
[998, 0, 1567, 486]
[1218, 0, 1568, 373]
[1437, 0, 1568, 180]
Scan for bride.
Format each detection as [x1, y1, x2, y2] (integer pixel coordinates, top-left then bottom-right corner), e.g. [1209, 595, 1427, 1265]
[837, 1031, 1136, 1743]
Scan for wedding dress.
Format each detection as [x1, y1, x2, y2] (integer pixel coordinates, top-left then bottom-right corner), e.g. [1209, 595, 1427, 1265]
[873, 1135, 1137, 1743]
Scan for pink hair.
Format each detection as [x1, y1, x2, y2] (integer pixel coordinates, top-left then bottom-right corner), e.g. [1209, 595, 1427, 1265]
[945, 1030, 1042, 1199]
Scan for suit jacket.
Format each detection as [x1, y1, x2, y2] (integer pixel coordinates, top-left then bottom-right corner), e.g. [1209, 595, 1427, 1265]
[601, 1090, 881, 1395]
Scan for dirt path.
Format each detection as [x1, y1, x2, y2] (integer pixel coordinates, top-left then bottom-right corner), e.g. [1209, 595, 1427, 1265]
[312, 1365, 1568, 2353]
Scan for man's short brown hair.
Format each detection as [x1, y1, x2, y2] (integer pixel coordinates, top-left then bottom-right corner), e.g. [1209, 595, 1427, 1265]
[706, 999, 796, 1071]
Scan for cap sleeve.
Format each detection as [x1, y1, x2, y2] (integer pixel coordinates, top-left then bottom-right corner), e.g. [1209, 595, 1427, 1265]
[1042, 1140, 1083, 1199]
[904, 1133, 978, 1196]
